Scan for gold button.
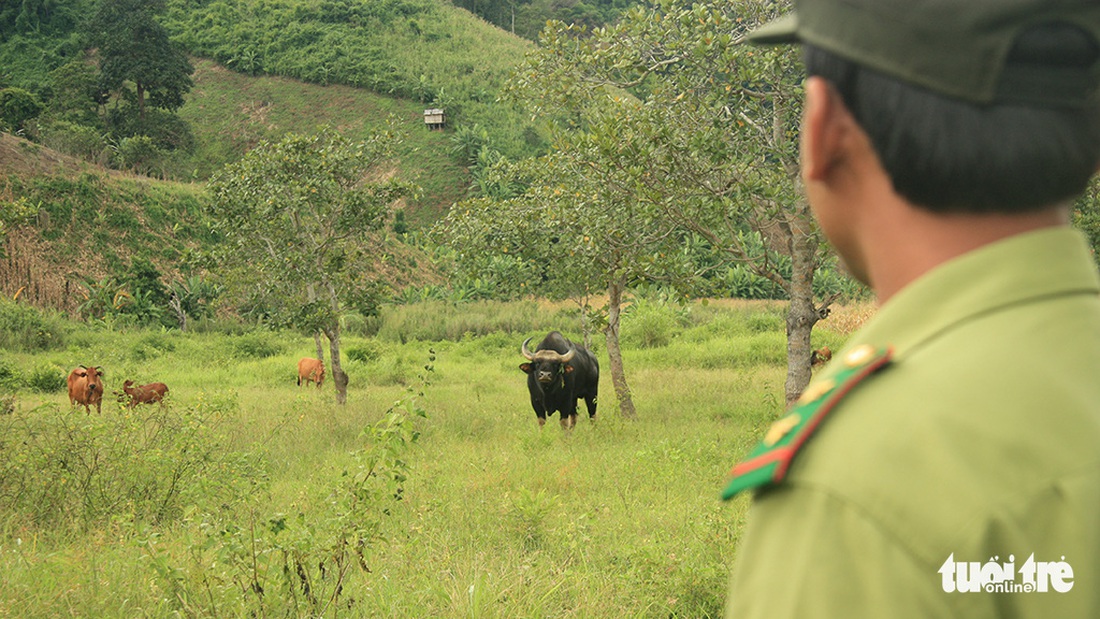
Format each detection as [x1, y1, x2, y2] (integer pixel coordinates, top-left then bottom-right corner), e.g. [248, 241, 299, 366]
[844, 345, 875, 367]
[764, 413, 802, 447]
[798, 378, 835, 404]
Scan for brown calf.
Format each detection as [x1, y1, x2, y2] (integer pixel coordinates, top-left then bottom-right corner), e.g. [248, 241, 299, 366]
[121, 380, 169, 408]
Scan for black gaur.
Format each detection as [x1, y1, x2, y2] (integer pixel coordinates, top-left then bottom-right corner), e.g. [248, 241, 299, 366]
[520, 331, 599, 429]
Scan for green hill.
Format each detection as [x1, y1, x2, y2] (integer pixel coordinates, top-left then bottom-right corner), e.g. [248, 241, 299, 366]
[0, 0, 548, 316]
[2, 0, 542, 220]
[0, 131, 442, 316]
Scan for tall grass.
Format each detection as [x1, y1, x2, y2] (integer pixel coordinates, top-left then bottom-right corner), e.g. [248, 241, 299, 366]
[0, 298, 870, 618]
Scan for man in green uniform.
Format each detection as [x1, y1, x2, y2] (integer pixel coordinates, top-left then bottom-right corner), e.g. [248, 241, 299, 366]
[722, 1, 1100, 617]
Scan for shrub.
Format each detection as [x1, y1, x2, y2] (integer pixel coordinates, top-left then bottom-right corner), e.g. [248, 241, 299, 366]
[130, 331, 177, 360]
[26, 363, 65, 393]
[140, 380, 426, 616]
[0, 356, 20, 390]
[346, 340, 386, 362]
[0, 87, 43, 132]
[0, 393, 265, 530]
[37, 119, 109, 164]
[0, 298, 68, 352]
[112, 135, 167, 176]
[230, 332, 285, 358]
[622, 300, 685, 349]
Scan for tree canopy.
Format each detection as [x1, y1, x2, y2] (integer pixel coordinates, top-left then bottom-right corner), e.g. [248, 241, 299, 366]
[206, 125, 416, 403]
[441, 0, 841, 403]
[84, 0, 194, 121]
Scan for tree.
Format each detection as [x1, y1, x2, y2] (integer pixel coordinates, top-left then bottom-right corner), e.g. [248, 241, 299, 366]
[83, 0, 193, 123]
[503, 0, 834, 405]
[206, 126, 415, 405]
[439, 138, 692, 420]
[0, 87, 43, 132]
[47, 56, 105, 126]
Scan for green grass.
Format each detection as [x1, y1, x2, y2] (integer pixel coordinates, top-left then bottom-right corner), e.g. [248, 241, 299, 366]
[0, 299, 861, 618]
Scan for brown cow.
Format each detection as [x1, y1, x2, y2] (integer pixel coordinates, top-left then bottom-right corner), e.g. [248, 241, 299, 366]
[120, 380, 169, 408]
[810, 346, 833, 368]
[297, 358, 325, 388]
[67, 365, 105, 414]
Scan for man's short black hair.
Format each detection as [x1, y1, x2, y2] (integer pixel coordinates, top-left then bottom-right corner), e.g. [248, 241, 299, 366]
[803, 24, 1100, 215]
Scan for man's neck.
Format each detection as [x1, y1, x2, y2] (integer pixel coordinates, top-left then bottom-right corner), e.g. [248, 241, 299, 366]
[865, 205, 1070, 304]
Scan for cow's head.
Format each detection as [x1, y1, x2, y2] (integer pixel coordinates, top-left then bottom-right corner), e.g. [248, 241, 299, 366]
[78, 365, 104, 393]
[520, 338, 576, 386]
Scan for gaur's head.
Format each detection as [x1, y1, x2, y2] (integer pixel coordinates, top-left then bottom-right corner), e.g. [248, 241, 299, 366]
[520, 338, 576, 386]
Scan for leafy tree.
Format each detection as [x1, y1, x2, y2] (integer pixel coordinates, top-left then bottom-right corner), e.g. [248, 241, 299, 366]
[0, 87, 44, 132]
[206, 126, 415, 404]
[46, 57, 104, 126]
[504, 0, 835, 404]
[167, 275, 219, 331]
[120, 256, 170, 315]
[6, 0, 85, 36]
[83, 0, 194, 123]
[439, 141, 692, 419]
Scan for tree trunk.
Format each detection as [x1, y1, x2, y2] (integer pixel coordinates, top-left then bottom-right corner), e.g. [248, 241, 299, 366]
[322, 281, 348, 405]
[313, 331, 325, 363]
[325, 324, 349, 405]
[604, 278, 637, 420]
[169, 294, 187, 332]
[784, 217, 821, 406]
[136, 82, 146, 122]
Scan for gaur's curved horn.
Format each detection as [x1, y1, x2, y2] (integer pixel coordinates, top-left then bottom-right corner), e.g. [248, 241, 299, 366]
[559, 348, 576, 363]
[521, 337, 535, 360]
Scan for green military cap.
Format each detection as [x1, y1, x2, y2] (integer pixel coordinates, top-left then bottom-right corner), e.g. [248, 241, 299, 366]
[747, 0, 1100, 108]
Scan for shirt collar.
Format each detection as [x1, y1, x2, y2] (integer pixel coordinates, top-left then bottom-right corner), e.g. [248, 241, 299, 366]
[841, 227, 1100, 362]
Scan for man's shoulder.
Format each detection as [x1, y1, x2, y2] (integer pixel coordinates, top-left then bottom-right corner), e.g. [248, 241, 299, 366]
[721, 344, 893, 500]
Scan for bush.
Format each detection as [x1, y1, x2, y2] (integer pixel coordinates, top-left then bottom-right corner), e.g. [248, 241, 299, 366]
[0, 298, 68, 352]
[621, 299, 686, 349]
[0, 356, 20, 390]
[37, 119, 109, 164]
[112, 135, 167, 176]
[26, 363, 65, 393]
[130, 331, 177, 361]
[0, 87, 43, 132]
[230, 332, 285, 358]
[0, 394, 266, 530]
[346, 340, 386, 362]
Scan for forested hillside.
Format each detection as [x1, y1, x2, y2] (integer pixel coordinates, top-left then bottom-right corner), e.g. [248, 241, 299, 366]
[0, 0, 546, 213]
[0, 0, 551, 319]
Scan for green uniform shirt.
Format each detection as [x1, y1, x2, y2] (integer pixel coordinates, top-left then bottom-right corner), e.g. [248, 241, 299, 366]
[724, 227, 1100, 618]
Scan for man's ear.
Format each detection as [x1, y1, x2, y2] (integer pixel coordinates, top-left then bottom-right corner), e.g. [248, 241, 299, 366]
[802, 76, 848, 182]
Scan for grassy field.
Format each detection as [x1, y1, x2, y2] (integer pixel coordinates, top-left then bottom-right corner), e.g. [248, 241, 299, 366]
[0, 299, 870, 618]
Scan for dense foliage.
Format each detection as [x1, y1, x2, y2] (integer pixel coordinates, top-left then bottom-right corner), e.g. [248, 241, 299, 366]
[206, 126, 416, 402]
[453, 0, 637, 40]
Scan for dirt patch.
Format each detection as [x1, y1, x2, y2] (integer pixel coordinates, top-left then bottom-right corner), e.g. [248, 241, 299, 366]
[0, 132, 90, 179]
